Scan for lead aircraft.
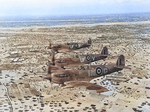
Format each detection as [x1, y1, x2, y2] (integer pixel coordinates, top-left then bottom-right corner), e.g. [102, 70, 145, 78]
[44, 55, 130, 93]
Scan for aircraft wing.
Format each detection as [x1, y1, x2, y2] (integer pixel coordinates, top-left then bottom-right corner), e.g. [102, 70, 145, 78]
[63, 63, 85, 69]
[60, 44, 70, 48]
[55, 44, 70, 52]
[49, 65, 65, 73]
[114, 65, 131, 69]
[58, 49, 70, 52]
[63, 81, 108, 93]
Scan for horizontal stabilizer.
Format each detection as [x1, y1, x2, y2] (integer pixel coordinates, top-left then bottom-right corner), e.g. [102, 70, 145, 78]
[100, 54, 110, 56]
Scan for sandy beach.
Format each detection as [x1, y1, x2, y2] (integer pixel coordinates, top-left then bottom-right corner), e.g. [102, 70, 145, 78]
[0, 21, 150, 112]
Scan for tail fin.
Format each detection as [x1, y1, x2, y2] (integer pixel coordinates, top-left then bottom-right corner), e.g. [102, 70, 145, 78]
[101, 46, 108, 55]
[116, 55, 125, 66]
[51, 50, 55, 65]
[87, 38, 92, 45]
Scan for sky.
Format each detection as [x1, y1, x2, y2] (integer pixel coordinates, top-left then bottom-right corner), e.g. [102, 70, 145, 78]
[0, 0, 150, 17]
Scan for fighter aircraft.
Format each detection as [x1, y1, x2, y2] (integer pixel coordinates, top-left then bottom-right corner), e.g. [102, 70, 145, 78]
[48, 38, 92, 53]
[50, 46, 108, 68]
[44, 55, 130, 93]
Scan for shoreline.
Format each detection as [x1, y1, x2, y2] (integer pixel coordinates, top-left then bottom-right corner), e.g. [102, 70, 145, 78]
[0, 20, 150, 29]
[53, 20, 150, 28]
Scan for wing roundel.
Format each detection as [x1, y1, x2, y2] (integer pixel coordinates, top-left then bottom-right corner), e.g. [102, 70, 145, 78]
[74, 43, 78, 48]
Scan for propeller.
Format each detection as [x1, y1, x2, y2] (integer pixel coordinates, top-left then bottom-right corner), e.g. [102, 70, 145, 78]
[51, 50, 55, 65]
[48, 41, 52, 49]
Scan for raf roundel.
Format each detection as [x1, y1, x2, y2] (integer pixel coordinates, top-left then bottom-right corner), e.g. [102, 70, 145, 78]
[96, 67, 102, 75]
[86, 55, 91, 61]
[75, 43, 78, 48]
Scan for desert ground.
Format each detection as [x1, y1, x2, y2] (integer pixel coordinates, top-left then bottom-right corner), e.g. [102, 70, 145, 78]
[0, 21, 150, 112]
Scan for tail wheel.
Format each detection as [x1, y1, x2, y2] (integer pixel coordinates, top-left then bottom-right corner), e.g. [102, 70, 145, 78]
[86, 55, 91, 61]
[96, 67, 102, 75]
[75, 43, 78, 48]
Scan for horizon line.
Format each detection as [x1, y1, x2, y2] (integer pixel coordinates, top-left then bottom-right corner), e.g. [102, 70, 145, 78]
[0, 11, 150, 17]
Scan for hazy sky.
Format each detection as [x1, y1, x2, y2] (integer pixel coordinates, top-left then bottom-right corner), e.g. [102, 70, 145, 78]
[0, 0, 150, 16]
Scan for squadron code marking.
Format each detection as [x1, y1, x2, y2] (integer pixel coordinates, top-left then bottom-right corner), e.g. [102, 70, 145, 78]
[91, 55, 95, 61]
[104, 68, 109, 74]
[80, 57, 85, 62]
[70, 44, 74, 49]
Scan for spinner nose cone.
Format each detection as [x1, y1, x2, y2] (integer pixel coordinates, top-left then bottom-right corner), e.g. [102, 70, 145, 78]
[48, 46, 51, 49]
[48, 43, 52, 49]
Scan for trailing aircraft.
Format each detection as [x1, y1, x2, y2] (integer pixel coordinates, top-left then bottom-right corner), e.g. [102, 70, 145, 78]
[50, 46, 108, 68]
[48, 38, 92, 53]
[44, 55, 130, 93]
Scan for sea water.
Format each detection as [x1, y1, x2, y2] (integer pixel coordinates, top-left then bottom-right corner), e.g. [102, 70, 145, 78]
[0, 12, 150, 28]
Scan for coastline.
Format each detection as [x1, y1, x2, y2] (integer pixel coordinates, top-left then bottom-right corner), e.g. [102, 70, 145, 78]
[50, 20, 150, 28]
[0, 20, 150, 29]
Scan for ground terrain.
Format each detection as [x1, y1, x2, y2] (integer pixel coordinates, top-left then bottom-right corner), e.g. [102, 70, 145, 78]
[0, 22, 150, 112]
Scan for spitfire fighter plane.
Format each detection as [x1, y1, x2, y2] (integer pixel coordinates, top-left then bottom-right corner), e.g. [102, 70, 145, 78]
[48, 38, 92, 53]
[45, 65, 109, 93]
[44, 55, 130, 93]
[50, 46, 108, 68]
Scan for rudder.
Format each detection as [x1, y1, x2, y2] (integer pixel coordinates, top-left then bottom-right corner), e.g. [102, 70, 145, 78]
[101, 46, 108, 55]
[87, 38, 92, 45]
[116, 55, 125, 66]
